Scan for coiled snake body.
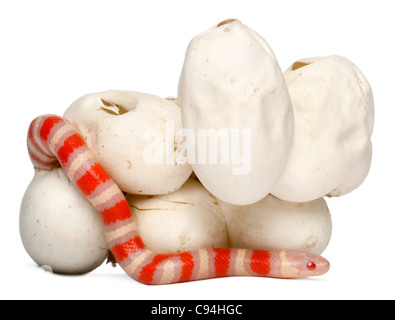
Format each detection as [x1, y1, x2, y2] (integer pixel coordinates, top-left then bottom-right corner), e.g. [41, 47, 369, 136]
[27, 114, 330, 285]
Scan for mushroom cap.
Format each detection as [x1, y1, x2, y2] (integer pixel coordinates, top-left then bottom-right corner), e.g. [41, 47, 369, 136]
[63, 90, 192, 195]
[178, 19, 293, 205]
[19, 168, 108, 274]
[219, 194, 332, 255]
[271, 55, 374, 202]
[126, 178, 228, 253]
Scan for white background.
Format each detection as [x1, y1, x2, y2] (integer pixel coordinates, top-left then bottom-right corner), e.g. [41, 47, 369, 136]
[1, 0, 394, 300]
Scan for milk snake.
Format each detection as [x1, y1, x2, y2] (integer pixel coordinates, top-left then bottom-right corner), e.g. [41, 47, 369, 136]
[26, 114, 330, 284]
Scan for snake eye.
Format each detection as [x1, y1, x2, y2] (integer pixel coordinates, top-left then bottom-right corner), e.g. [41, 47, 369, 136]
[307, 262, 316, 271]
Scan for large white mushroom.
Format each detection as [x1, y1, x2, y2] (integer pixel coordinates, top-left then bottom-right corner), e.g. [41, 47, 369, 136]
[177, 19, 294, 205]
[219, 195, 332, 255]
[63, 90, 192, 196]
[19, 168, 108, 274]
[271, 56, 374, 202]
[126, 178, 228, 253]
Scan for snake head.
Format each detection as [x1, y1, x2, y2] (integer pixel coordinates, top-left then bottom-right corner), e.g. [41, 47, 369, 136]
[273, 251, 330, 278]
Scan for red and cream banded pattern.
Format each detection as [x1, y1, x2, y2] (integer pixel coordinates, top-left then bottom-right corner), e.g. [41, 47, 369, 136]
[27, 114, 330, 284]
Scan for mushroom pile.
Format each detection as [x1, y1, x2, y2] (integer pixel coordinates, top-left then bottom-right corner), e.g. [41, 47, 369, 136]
[20, 19, 374, 277]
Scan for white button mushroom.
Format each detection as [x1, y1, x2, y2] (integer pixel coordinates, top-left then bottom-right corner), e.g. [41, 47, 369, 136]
[19, 168, 108, 274]
[219, 195, 332, 255]
[177, 19, 294, 205]
[126, 178, 228, 253]
[63, 90, 193, 195]
[271, 56, 374, 202]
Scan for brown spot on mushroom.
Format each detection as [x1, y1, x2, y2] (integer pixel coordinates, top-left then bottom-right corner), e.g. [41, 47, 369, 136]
[217, 19, 237, 27]
[126, 160, 133, 170]
[292, 61, 310, 71]
[303, 235, 319, 250]
[100, 99, 128, 116]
